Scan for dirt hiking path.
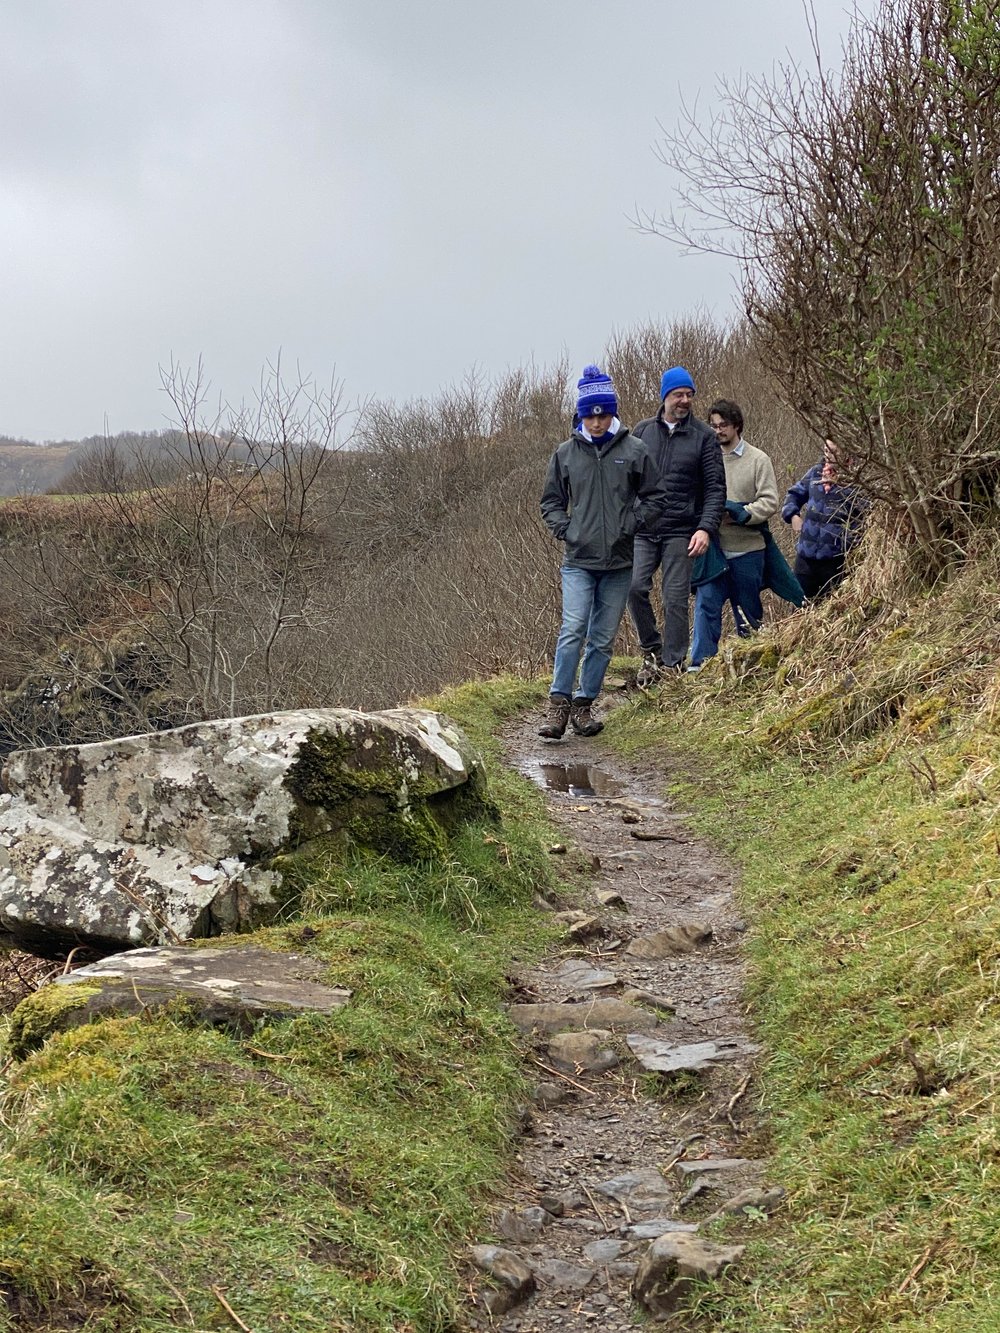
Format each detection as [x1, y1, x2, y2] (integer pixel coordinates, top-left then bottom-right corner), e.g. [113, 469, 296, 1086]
[465, 707, 776, 1329]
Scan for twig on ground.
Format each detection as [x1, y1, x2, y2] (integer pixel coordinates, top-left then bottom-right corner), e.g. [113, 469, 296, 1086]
[528, 1056, 596, 1096]
[896, 1238, 945, 1294]
[152, 1267, 195, 1326]
[581, 1182, 612, 1232]
[662, 1131, 706, 1173]
[131, 979, 150, 1014]
[60, 946, 89, 975]
[883, 917, 932, 937]
[630, 830, 690, 843]
[212, 1287, 253, 1332]
[245, 1046, 294, 1062]
[717, 1072, 752, 1123]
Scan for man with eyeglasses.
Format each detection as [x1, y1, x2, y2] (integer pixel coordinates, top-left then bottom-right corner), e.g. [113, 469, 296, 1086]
[627, 366, 726, 684]
[689, 398, 779, 668]
[539, 365, 666, 738]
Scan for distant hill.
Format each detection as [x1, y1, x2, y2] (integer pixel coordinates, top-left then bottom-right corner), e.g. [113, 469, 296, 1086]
[0, 431, 257, 497]
[0, 438, 85, 496]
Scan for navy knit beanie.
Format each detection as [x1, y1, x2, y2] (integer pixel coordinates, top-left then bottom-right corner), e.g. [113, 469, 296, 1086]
[660, 365, 696, 399]
[576, 364, 618, 419]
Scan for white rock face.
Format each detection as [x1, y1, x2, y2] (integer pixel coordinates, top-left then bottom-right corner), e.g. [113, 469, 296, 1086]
[0, 707, 479, 957]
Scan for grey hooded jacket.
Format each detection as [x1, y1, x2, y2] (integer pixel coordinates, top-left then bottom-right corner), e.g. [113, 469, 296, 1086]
[540, 426, 666, 571]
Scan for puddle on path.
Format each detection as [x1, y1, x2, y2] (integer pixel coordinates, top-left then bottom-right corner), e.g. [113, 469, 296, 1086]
[523, 760, 624, 798]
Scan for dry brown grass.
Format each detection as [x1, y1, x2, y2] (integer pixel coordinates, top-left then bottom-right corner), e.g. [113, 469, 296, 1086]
[0, 951, 54, 1017]
[687, 510, 1000, 765]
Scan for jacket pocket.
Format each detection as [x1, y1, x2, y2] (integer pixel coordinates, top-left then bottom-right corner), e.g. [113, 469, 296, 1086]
[609, 533, 635, 563]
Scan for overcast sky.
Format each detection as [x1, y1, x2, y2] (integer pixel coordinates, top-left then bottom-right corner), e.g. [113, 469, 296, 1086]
[0, 1, 868, 442]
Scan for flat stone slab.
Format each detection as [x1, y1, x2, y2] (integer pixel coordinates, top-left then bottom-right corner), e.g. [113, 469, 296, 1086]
[673, 1157, 758, 1184]
[582, 1238, 634, 1263]
[627, 1034, 760, 1073]
[593, 1168, 675, 1215]
[508, 1000, 660, 1035]
[627, 1218, 700, 1239]
[7, 945, 351, 1057]
[704, 1186, 786, 1222]
[548, 959, 618, 994]
[625, 923, 712, 959]
[531, 1258, 596, 1291]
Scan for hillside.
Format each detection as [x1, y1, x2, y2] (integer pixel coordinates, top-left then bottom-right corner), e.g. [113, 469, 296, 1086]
[0, 440, 83, 496]
[598, 532, 1000, 1330]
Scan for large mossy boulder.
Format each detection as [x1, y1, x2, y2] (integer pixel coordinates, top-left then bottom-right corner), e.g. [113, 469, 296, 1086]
[0, 708, 484, 958]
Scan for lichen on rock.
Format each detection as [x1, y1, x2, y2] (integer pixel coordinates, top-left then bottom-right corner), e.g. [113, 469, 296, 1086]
[0, 707, 485, 957]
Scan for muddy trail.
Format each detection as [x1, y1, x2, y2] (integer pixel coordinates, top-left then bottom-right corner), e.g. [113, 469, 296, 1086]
[465, 708, 778, 1329]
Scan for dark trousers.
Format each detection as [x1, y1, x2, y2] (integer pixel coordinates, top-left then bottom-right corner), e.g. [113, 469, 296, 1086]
[628, 535, 693, 668]
[795, 552, 846, 600]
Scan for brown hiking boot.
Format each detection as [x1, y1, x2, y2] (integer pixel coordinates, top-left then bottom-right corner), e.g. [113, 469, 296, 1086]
[538, 694, 571, 739]
[570, 697, 603, 736]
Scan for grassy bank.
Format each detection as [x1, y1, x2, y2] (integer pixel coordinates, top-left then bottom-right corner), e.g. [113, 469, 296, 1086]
[0, 678, 554, 1333]
[605, 561, 1000, 1331]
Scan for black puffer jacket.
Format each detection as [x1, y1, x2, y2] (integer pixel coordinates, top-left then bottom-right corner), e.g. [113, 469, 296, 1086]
[540, 426, 666, 571]
[631, 412, 726, 539]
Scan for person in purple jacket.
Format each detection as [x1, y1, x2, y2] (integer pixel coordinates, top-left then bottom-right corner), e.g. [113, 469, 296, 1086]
[781, 440, 868, 600]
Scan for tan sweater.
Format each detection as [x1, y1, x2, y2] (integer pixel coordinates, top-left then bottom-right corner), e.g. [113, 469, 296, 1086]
[719, 442, 779, 558]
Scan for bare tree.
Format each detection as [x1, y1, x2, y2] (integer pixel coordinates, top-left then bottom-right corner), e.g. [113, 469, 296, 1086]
[0, 361, 353, 745]
[644, 0, 1000, 573]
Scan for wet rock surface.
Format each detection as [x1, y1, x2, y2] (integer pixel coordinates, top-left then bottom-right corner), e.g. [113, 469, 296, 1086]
[465, 708, 776, 1331]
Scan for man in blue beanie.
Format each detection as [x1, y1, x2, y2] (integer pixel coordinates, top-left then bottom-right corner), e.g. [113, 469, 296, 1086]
[539, 365, 666, 738]
[627, 366, 726, 683]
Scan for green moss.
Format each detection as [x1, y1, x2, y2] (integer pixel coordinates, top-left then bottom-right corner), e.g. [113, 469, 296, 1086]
[286, 726, 402, 809]
[281, 724, 492, 873]
[736, 640, 782, 672]
[900, 692, 950, 734]
[7, 983, 102, 1060]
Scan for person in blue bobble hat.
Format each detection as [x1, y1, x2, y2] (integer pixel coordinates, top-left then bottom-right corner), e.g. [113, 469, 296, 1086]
[627, 366, 726, 683]
[539, 365, 667, 739]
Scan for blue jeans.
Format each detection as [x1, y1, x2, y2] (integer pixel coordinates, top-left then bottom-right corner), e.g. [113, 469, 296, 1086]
[550, 566, 632, 700]
[691, 549, 765, 666]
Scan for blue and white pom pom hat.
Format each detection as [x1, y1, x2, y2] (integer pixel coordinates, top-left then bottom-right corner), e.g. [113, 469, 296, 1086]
[576, 364, 618, 419]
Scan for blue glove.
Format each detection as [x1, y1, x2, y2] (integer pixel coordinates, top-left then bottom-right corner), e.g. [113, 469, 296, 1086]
[725, 500, 752, 525]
